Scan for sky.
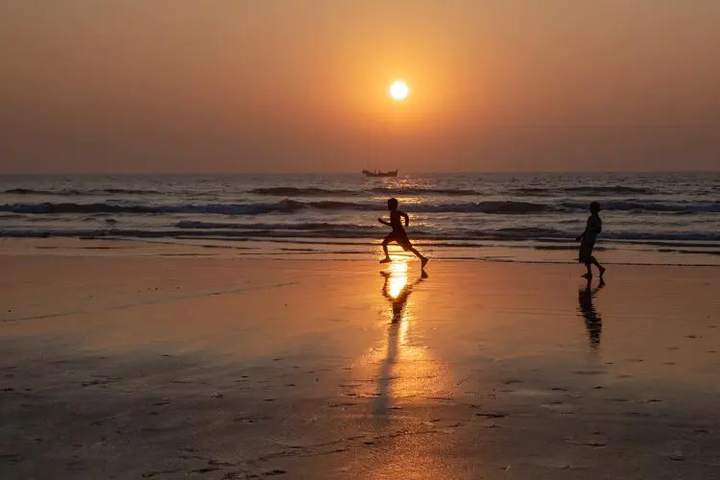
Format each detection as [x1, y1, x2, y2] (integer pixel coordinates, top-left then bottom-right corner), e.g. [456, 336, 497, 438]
[1, 0, 719, 173]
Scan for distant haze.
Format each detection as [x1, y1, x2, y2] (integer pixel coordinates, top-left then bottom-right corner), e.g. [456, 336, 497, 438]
[1, 1, 719, 173]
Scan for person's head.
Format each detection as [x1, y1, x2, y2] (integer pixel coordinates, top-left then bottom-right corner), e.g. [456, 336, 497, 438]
[590, 201, 601, 214]
[387, 198, 399, 211]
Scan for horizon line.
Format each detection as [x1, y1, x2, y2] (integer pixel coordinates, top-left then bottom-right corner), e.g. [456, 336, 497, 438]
[1, 170, 719, 176]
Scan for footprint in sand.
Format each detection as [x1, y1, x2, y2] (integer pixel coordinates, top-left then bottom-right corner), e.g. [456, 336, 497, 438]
[141, 469, 184, 478]
[542, 403, 577, 414]
[573, 369, 605, 375]
[566, 431, 608, 447]
[0, 453, 21, 464]
[261, 470, 287, 477]
[475, 412, 507, 418]
[232, 415, 273, 424]
[530, 458, 587, 470]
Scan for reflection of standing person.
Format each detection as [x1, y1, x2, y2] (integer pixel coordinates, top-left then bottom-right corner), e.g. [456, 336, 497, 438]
[576, 201, 606, 279]
[378, 198, 428, 268]
[578, 278, 605, 349]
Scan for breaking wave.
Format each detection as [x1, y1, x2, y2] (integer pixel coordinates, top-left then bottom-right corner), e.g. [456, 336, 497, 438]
[249, 187, 359, 196]
[2, 199, 718, 216]
[0, 200, 549, 215]
[2, 227, 719, 245]
[250, 186, 480, 196]
[2, 187, 165, 196]
[514, 186, 656, 196]
[367, 186, 479, 196]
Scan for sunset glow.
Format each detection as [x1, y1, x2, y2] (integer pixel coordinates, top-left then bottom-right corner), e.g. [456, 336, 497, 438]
[1, 2, 718, 173]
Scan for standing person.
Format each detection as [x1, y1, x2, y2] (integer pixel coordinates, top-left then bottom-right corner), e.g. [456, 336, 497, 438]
[378, 198, 429, 268]
[576, 201, 606, 279]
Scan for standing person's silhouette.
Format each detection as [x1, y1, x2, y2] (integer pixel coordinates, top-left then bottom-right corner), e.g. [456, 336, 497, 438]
[576, 201, 606, 279]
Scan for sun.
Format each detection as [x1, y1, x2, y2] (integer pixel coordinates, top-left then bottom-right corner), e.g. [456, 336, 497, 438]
[389, 80, 410, 101]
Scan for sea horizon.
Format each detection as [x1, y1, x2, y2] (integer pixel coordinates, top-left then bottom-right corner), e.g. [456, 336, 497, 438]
[2, 170, 720, 176]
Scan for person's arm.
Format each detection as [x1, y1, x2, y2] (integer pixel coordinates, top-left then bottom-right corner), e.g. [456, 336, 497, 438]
[576, 230, 585, 241]
[401, 212, 410, 227]
[377, 217, 391, 226]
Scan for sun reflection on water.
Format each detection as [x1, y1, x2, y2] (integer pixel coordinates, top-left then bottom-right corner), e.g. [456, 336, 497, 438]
[387, 261, 408, 299]
[351, 258, 448, 418]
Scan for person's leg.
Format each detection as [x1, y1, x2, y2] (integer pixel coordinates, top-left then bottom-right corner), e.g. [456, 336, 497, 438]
[580, 241, 595, 278]
[408, 246, 424, 260]
[380, 236, 392, 263]
[408, 246, 429, 268]
[591, 256, 606, 276]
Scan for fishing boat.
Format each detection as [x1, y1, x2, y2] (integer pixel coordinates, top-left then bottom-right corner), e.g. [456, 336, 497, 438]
[362, 169, 398, 178]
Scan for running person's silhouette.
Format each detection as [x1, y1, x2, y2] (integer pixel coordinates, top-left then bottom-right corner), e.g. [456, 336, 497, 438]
[378, 198, 428, 268]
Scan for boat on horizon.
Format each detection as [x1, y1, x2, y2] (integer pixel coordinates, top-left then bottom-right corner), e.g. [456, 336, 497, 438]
[362, 169, 398, 178]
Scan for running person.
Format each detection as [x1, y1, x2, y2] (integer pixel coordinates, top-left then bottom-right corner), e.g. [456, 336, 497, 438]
[378, 198, 428, 268]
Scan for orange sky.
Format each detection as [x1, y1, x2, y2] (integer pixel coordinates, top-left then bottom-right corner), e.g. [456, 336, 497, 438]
[1, 1, 719, 173]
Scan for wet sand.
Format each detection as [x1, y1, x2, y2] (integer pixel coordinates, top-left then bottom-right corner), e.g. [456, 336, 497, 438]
[2, 241, 720, 479]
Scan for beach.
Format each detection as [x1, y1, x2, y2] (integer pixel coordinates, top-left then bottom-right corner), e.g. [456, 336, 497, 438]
[2, 238, 720, 479]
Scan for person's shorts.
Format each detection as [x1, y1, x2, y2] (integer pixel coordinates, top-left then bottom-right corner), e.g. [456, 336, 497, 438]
[386, 231, 413, 251]
[578, 240, 595, 263]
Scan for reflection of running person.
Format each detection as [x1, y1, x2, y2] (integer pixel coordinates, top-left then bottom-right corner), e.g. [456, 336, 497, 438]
[576, 201, 606, 279]
[381, 270, 427, 323]
[378, 198, 428, 268]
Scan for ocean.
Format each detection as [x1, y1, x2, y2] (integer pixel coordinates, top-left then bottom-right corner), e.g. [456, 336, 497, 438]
[1, 172, 719, 265]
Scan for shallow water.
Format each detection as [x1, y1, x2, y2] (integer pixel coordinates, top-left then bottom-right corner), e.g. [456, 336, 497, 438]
[1, 172, 718, 264]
